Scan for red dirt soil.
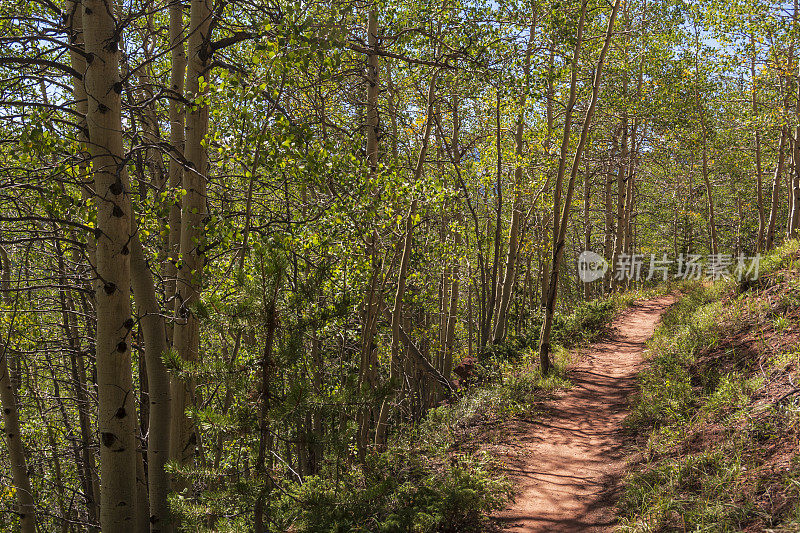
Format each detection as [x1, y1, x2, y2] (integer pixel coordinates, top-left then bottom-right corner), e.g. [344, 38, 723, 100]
[492, 295, 676, 532]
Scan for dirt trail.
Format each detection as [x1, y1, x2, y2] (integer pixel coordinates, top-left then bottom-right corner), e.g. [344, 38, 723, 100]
[493, 295, 675, 532]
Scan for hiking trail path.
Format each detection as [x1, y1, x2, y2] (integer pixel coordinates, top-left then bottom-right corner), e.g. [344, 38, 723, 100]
[493, 295, 675, 532]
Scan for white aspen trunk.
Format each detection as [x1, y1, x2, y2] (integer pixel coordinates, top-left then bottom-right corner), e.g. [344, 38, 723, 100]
[0, 249, 35, 533]
[583, 161, 591, 300]
[692, 38, 718, 256]
[375, 72, 437, 449]
[540, 37, 557, 308]
[701, 142, 718, 255]
[356, 8, 381, 459]
[539, 0, 588, 372]
[767, 127, 788, 250]
[493, 19, 536, 344]
[65, 3, 102, 524]
[603, 154, 614, 293]
[611, 113, 628, 292]
[82, 0, 138, 528]
[751, 31, 766, 251]
[539, 0, 621, 373]
[130, 226, 173, 532]
[171, 0, 212, 470]
[768, 35, 795, 250]
[443, 97, 462, 385]
[791, 0, 800, 237]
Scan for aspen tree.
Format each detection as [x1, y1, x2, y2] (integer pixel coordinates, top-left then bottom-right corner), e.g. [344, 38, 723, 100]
[443, 95, 462, 384]
[375, 72, 438, 449]
[583, 161, 591, 300]
[130, 230, 173, 532]
[767, 128, 787, 250]
[692, 23, 718, 256]
[493, 18, 536, 344]
[751, 30, 766, 251]
[65, 1, 102, 526]
[540, 36, 557, 307]
[82, 0, 138, 527]
[603, 151, 614, 292]
[540, 0, 621, 374]
[789, 0, 800, 237]
[0, 248, 35, 533]
[611, 99, 628, 292]
[171, 0, 212, 469]
[539, 0, 588, 372]
[165, 0, 187, 310]
[357, 8, 381, 459]
[767, 33, 794, 250]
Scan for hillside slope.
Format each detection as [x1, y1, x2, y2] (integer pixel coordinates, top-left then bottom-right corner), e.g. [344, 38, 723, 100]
[620, 241, 800, 532]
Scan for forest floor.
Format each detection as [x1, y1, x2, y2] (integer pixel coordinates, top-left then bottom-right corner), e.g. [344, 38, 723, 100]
[486, 295, 676, 532]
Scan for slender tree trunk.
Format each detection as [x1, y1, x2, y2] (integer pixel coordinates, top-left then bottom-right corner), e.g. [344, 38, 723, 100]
[171, 0, 212, 470]
[701, 141, 718, 255]
[603, 143, 615, 293]
[135, 451, 149, 533]
[732, 177, 744, 256]
[791, 1, 800, 237]
[0, 248, 35, 533]
[443, 96, 462, 385]
[493, 19, 536, 343]
[54, 245, 94, 531]
[751, 32, 766, 251]
[611, 112, 628, 291]
[356, 8, 381, 460]
[484, 91, 503, 347]
[83, 0, 138, 527]
[64, 8, 103, 523]
[767, 126, 788, 250]
[444, 233, 460, 379]
[130, 224, 173, 532]
[623, 143, 635, 258]
[253, 271, 280, 533]
[583, 160, 592, 300]
[540, 0, 588, 371]
[165, 0, 187, 313]
[540, 36, 557, 308]
[539, 0, 621, 373]
[692, 40, 718, 256]
[768, 32, 795, 250]
[375, 72, 437, 449]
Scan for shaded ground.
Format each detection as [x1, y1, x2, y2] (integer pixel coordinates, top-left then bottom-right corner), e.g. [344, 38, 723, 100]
[489, 295, 676, 532]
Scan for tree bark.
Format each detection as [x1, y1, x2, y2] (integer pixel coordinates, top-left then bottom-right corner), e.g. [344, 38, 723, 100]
[171, 0, 212, 471]
[493, 18, 536, 343]
[539, 0, 621, 374]
[766, 126, 788, 250]
[583, 160, 591, 300]
[356, 8, 381, 460]
[82, 0, 138, 527]
[751, 31, 766, 252]
[611, 111, 628, 291]
[540, 0, 589, 372]
[165, 0, 187, 313]
[0, 248, 36, 533]
[374, 72, 437, 449]
[443, 97, 462, 385]
[791, 0, 800, 237]
[130, 223, 173, 532]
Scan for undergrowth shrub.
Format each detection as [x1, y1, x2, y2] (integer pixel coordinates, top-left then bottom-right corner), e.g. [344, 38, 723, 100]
[285, 445, 511, 532]
[281, 284, 675, 533]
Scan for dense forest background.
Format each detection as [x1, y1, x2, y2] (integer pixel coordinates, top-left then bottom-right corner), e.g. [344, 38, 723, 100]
[1, 0, 799, 530]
